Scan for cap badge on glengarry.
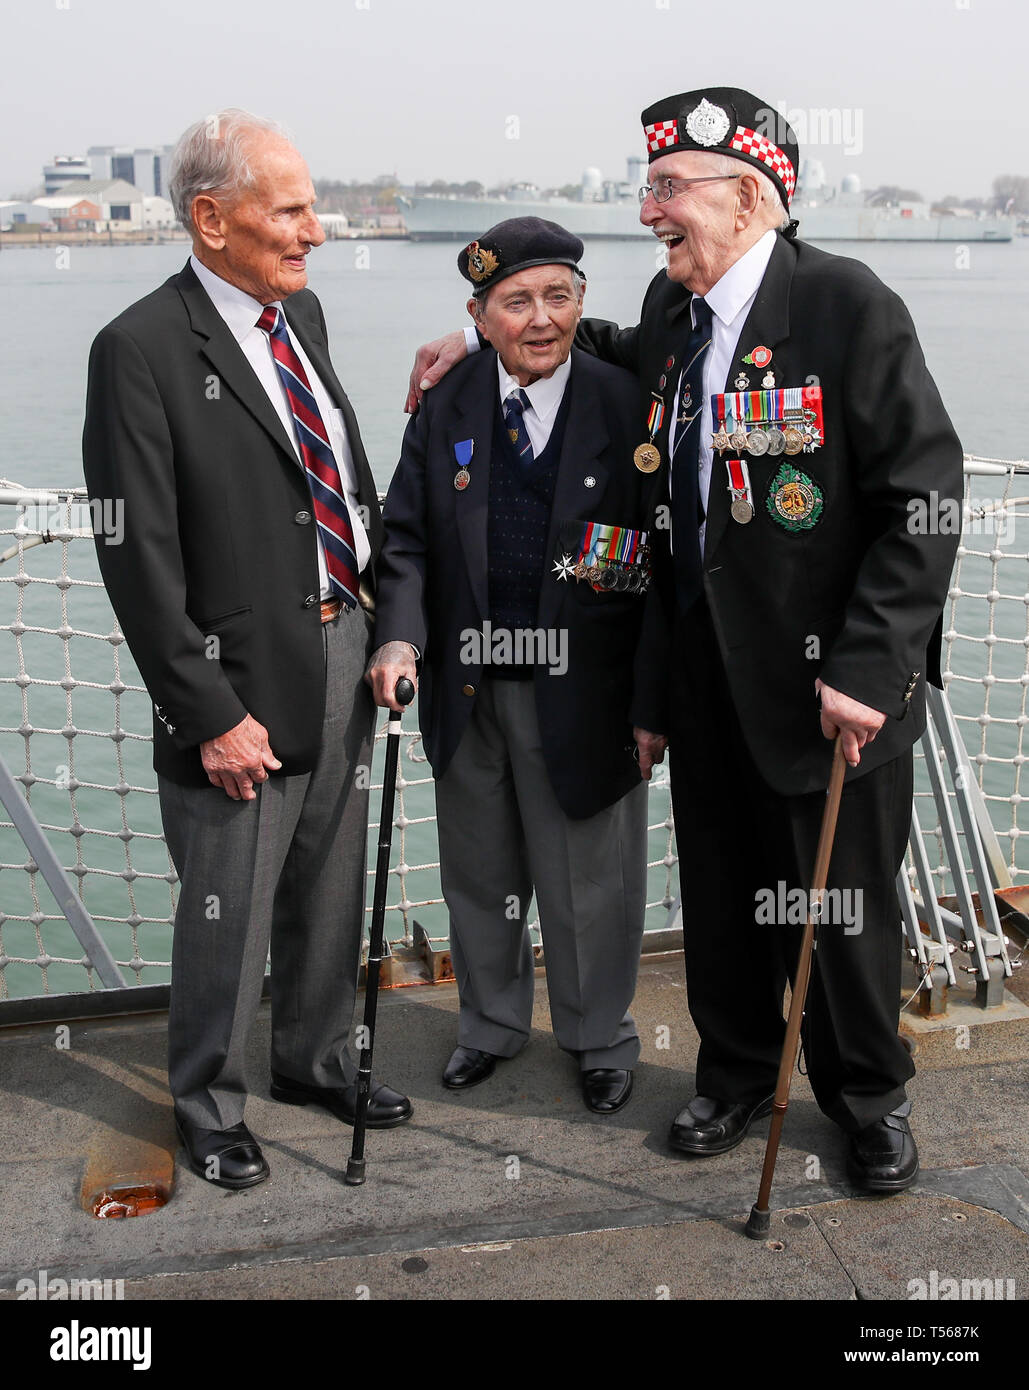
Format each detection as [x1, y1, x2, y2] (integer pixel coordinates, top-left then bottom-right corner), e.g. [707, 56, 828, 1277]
[683, 98, 731, 147]
[465, 241, 499, 283]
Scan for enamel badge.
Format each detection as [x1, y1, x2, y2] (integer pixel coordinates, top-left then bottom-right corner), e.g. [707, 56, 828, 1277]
[767, 463, 824, 532]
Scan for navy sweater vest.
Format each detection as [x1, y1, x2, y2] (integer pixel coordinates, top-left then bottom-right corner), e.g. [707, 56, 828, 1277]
[487, 384, 571, 676]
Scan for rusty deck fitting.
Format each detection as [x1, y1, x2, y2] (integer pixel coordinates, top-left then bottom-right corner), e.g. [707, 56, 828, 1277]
[80, 1109, 176, 1220]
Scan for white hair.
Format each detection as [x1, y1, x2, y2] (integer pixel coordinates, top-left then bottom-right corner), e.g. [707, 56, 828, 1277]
[705, 151, 791, 231]
[168, 108, 291, 233]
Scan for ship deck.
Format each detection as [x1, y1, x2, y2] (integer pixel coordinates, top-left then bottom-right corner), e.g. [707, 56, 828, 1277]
[1, 957, 1027, 1308]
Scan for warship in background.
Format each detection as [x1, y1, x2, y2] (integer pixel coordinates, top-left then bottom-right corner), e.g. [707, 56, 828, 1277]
[399, 156, 1015, 244]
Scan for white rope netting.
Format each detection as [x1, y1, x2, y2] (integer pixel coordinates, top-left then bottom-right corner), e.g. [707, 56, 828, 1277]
[0, 484, 677, 999]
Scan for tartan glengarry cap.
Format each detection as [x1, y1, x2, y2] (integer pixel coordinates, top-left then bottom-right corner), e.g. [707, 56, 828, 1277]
[641, 87, 799, 211]
[458, 216, 584, 291]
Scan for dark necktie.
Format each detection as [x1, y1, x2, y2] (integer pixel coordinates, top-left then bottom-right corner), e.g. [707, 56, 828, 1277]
[503, 389, 534, 469]
[670, 296, 713, 611]
[257, 305, 359, 609]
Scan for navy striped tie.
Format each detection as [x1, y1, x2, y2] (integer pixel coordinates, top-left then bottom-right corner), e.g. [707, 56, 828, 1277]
[257, 305, 359, 609]
[503, 389, 534, 469]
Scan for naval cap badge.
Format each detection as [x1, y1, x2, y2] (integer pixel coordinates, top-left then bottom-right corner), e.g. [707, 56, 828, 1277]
[465, 240, 499, 284]
[683, 98, 731, 148]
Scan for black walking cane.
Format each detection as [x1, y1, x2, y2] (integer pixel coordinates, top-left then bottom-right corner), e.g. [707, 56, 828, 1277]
[745, 733, 847, 1239]
[345, 675, 415, 1186]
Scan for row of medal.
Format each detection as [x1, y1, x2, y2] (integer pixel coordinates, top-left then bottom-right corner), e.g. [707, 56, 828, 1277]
[554, 521, 652, 593]
[711, 386, 824, 458]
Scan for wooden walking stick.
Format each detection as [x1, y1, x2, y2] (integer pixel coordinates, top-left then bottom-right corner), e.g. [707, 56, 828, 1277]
[345, 675, 415, 1186]
[745, 733, 847, 1239]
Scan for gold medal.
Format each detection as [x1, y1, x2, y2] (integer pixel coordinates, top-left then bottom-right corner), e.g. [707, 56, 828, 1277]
[634, 443, 661, 473]
[783, 426, 804, 455]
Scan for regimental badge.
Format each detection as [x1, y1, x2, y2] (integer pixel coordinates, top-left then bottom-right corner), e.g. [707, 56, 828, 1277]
[508, 429, 519, 444]
[465, 240, 499, 283]
[767, 463, 824, 532]
[683, 98, 731, 147]
[734, 373, 750, 390]
[762, 371, 776, 389]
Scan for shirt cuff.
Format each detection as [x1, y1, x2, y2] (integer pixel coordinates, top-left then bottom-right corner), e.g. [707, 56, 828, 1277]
[464, 326, 482, 354]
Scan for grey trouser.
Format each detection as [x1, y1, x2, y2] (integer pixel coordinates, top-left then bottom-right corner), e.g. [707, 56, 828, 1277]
[435, 678, 647, 1070]
[161, 607, 374, 1130]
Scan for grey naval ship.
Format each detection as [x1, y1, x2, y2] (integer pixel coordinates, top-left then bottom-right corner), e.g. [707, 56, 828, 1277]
[400, 157, 1015, 244]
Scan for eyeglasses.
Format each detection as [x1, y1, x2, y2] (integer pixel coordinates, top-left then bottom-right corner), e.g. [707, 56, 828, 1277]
[638, 174, 741, 205]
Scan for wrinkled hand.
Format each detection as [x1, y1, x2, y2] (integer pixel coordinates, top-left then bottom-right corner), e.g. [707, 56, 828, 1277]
[405, 331, 468, 413]
[815, 679, 886, 768]
[366, 641, 419, 711]
[633, 726, 668, 782]
[200, 714, 281, 801]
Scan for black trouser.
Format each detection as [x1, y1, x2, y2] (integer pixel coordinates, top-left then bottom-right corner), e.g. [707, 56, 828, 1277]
[667, 600, 914, 1134]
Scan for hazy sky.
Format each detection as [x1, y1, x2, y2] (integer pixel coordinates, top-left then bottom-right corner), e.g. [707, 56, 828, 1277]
[4, 0, 1025, 201]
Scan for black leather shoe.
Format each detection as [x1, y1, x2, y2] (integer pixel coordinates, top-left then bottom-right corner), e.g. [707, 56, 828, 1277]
[668, 1093, 775, 1155]
[846, 1108, 919, 1193]
[442, 1046, 497, 1090]
[582, 1068, 633, 1114]
[269, 1073, 413, 1129]
[174, 1115, 270, 1190]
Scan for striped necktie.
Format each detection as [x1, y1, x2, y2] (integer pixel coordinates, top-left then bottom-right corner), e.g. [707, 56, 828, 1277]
[670, 296, 713, 611]
[503, 389, 534, 469]
[256, 305, 359, 609]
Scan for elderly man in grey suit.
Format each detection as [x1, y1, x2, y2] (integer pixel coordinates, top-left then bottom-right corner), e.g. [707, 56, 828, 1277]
[82, 109, 411, 1192]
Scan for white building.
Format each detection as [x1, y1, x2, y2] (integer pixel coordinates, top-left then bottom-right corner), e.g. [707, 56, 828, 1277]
[35, 179, 143, 229]
[0, 200, 52, 228]
[87, 145, 174, 199]
[142, 195, 177, 230]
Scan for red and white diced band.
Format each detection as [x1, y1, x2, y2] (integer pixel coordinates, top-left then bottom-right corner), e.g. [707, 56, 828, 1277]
[729, 126, 796, 201]
[644, 119, 679, 153]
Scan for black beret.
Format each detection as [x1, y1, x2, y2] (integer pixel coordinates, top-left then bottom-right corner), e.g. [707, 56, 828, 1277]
[458, 216, 584, 291]
[641, 87, 799, 212]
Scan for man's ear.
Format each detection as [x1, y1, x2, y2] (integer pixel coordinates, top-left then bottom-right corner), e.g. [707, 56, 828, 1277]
[467, 295, 491, 346]
[193, 194, 227, 250]
[735, 172, 762, 228]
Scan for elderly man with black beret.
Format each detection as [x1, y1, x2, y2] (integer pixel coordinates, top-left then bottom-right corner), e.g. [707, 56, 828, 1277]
[369, 218, 658, 1113]
[409, 91, 963, 1192]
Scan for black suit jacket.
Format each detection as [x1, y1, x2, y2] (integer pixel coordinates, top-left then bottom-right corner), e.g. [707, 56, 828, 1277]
[82, 261, 383, 787]
[578, 234, 964, 796]
[373, 347, 659, 819]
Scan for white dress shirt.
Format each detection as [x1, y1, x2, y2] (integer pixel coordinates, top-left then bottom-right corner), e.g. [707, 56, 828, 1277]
[667, 228, 777, 550]
[496, 354, 571, 454]
[189, 254, 371, 597]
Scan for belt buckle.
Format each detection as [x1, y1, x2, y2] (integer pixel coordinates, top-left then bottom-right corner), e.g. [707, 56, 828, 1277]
[320, 597, 342, 623]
